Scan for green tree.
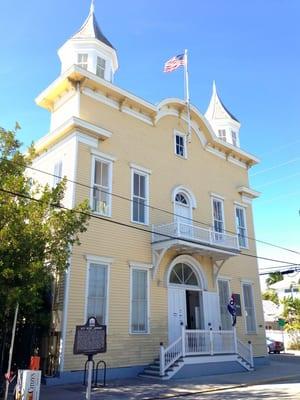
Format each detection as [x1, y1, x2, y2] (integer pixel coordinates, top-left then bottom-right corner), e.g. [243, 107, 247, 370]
[262, 289, 279, 305]
[0, 126, 90, 374]
[265, 272, 283, 288]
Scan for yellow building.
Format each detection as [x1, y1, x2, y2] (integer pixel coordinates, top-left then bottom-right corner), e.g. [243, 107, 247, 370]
[32, 2, 267, 383]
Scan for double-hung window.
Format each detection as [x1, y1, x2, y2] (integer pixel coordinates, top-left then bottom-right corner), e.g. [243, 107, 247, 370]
[86, 262, 108, 325]
[130, 267, 149, 333]
[132, 169, 149, 224]
[96, 57, 106, 79]
[218, 279, 232, 330]
[212, 197, 225, 240]
[242, 282, 256, 333]
[53, 160, 63, 187]
[92, 157, 112, 216]
[174, 132, 187, 158]
[235, 206, 248, 248]
[78, 53, 88, 70]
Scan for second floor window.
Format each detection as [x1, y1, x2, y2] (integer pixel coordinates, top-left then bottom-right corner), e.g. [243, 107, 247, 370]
[213, 198, 224, 237]
[235, 206, 248, 248]
[96, 57, 106, 79]
[132, 171, 148, 224]
[92, 158, 112, 216]
[78, 53, 88, 70]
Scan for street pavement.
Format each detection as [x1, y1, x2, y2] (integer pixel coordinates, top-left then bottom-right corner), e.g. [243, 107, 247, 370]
[41, 353, 300, 400]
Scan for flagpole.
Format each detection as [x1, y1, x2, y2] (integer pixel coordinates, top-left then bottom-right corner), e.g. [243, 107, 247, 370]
[184, 49, 192, 142]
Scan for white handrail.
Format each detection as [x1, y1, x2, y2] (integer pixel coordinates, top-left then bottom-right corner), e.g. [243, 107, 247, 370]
[237, 339, 253, 367]
[159, 337, 182, 376]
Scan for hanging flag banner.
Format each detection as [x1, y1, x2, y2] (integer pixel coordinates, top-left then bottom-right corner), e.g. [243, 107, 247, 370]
[227, 295, 237, 326]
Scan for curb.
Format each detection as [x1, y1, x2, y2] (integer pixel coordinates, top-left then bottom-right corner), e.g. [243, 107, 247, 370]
[142, 373, 300, 400]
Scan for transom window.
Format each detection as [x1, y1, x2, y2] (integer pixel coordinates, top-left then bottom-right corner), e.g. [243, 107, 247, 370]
[175, 193, 188, 205]
[169, 263, 198, 286]
[78, 53, 88, 70]
[174, 133, 187, 158]
[96, 56, 106, 79]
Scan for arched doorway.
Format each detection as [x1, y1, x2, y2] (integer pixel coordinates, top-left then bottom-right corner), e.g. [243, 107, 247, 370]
[174, 192, 192, 224]
[167, 258, 205, 343]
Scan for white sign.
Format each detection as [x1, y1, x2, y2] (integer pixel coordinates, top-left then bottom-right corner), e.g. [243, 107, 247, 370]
[15, 370, 41, 400]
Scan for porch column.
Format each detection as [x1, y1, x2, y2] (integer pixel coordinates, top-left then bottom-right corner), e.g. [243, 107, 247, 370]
[159, 342, 165, 377]
[233, 327, 238, 353]
[181, 323, 186, 357]
[209, 328, 214, 355]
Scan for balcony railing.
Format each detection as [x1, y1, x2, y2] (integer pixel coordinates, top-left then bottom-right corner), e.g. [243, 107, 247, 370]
[152, 221, 240, 251]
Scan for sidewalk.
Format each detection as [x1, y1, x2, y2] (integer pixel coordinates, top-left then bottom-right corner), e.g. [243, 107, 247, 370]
[41, 354, 300, 400]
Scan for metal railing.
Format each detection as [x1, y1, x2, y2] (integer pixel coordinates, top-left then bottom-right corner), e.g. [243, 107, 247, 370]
[152, 222, 239, 251]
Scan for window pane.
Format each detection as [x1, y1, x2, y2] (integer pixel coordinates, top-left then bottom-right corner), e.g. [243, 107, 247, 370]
[131, 269, 148, 333]
[87, 263, 107, 324]
[139, 175, 146, 198]
[243, 284, 256, 333]
[133, 173, 139, 196]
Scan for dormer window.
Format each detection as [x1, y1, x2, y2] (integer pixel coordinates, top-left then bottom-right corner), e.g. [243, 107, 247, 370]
[96, 56, 106, 79]
[174, 132, 187, 158]
[231, 131, 237, 147]
[218, 129, 227, 142]
[78, 53, 88, 70]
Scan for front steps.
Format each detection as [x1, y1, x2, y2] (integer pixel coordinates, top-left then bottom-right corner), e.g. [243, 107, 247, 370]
[139, 357, 184, 380]
[139, 354, 254, 380]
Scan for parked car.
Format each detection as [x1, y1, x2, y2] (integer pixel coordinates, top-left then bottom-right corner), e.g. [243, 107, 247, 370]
[266, 337, 284, 354]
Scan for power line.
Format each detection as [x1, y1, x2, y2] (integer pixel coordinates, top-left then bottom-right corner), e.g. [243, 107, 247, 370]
[2, 156, 300, 258]
[0, 186, 299, 267]
[250, 156, 300, 177]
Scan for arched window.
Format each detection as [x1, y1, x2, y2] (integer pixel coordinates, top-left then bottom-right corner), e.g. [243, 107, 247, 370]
[175, 193, 188, 205]
[169, 263, 198, 286]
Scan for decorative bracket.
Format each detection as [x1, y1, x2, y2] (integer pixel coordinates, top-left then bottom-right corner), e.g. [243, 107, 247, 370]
[152, 247, 168, 279]
[212, 259, 227, 286]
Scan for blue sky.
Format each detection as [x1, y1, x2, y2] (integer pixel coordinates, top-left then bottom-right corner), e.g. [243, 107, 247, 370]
[0, 0, 299, 271]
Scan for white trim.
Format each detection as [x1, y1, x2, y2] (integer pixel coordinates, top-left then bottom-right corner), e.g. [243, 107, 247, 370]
[90, 154, 113, 217]
[234, 205, 249, 249]
[171, 185, 197, 209]
[173, 130, 187, 159]
[228, 156, 247, 169]
[85, 255, 114, 264]
[205, 145, 227, 160]
[122, 106, 153, 126]
[90, 149, 117, 162]
[238, 186, 261, 199]
[58, 134, 78, 373]
[131, 167, 150, 225]
[77, 132, 98, 147]
[234, 201, 248, 208]
[128, 261, 152, 270]
[129, 163, 152, 175]
[241, 281, 257, 334]
[210, 192, 225, 201]
[165, 255, 208, 290]
[129, 265, 150, 334]
[84, 257, 112, 326]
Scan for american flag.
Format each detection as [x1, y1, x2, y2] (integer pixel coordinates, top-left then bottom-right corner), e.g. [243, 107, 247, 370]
[164, 54, 186, 73]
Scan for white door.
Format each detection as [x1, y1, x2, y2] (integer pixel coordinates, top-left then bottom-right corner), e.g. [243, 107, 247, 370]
[168, 287, 186, 343]
[174, 193, 192, 236]
[202, 291, 221, 330]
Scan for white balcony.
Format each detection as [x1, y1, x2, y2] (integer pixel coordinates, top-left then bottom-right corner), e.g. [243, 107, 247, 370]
[151, 221, 240, 273]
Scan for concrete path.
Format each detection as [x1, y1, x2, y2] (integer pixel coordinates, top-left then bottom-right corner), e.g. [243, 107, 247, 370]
[41, 353, 300, 400]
